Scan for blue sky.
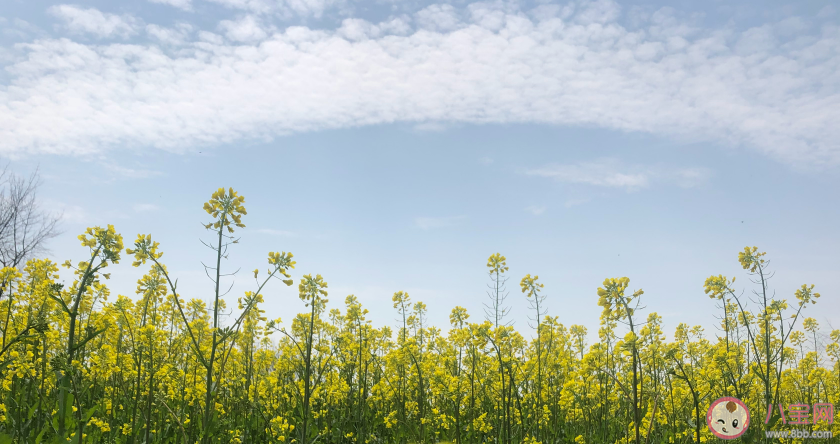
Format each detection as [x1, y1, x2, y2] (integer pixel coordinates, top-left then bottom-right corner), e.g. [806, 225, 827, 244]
[1, 0, 838, 338]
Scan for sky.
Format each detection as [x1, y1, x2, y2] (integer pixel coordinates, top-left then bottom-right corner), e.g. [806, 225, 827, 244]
[0, 0, 838, 341]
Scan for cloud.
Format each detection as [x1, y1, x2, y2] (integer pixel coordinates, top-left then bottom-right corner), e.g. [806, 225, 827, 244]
[817, 6, 835, 19]
[133, 203, 160, 212]
[43, 199, 131, 226]
[525, 158, 709, 191]
[416, 4, 462, 32]
[146, 23, 195, 44]
[412, 121, 449, 132]
[525, 205, 546, 215]
[206, 0, 345, 18]
[255, 228, 297, 236]
[671, 167, 711, 188]
[47, 5, 140, 39]
[101, 162, 162, 179]
[219, 16, 269, 42]
[479, 157, 494, 165]
[526, 159, 650, 190]
[148, 0, 193, 11]
[415, 215, 465, 230]
[336, 17, 412, 41]
[2, 18, 47, 41]
[42, 199, 88, 224]
[2, 2, 839, 167]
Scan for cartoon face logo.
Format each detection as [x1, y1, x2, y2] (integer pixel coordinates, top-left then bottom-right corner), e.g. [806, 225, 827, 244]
[707, 397, 750, 439]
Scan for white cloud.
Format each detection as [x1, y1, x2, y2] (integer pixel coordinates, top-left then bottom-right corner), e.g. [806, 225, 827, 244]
[197, 30, 225, 44]
[412, 121, 449, 132]
[281, 0, 346, 19]
[670, 167, 711, 189]
[204, 0, 272, 14]
[146, 23, 194, 45]
[2, 18, 47, 41]
[573, 0, 621, 24]
[817, 6, 835, 19]
[415, 216, 465, 230]
[525, 205, 546, 215]
[219, 15, 268, 42]
[148, 0, 193, 11]
[416, 4, 462, 32]
[62, 205, 89, 223]
[133, 203, 160, 212]
[206, 0, 345, 18]
[43, 199, 89, 224]
[47, 5, 140, 39]
[526, 159, 651, 190]
[525, 158, 709, 191]
[3, 1, 839, 167]
[325, 16, 411, 42]
[100, 162, 162, 179]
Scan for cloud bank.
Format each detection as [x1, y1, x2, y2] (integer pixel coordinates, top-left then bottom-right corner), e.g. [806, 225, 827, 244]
[2, 1, 839, 167]
[198, 0, 347, 19]
[148, 0, 194, 11]
[525, 158, 711, 191]
[47, 5, 140, 38]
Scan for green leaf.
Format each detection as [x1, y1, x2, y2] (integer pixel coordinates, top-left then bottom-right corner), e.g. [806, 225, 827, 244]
[82, 406, 97, 423]
[34, 423, 48, 444]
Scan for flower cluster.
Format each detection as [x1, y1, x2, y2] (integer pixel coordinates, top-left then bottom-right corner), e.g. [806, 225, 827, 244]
[0, 190, 836, 443]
